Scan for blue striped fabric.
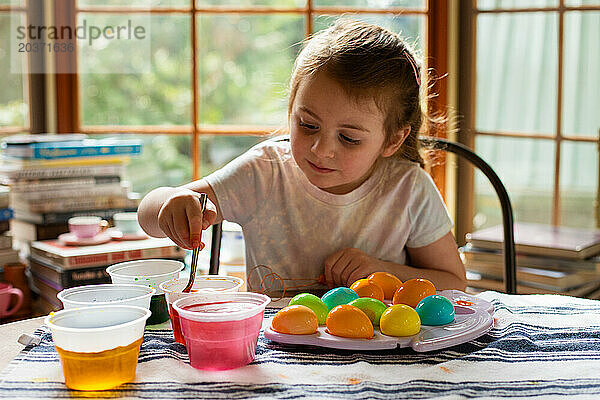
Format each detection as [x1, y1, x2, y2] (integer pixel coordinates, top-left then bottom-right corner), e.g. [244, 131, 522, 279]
[1, 291, 599, 399]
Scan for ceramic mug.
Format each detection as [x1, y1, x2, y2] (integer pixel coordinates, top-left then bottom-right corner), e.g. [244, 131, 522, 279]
[0, 282, 23, 318]
[68, 216, 108, 239]
[112, 212, 142, 235]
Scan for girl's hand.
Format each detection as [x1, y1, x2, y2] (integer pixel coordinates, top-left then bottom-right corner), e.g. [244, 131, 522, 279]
[324, 248, 378, 288]
[157, 189, 218, 250]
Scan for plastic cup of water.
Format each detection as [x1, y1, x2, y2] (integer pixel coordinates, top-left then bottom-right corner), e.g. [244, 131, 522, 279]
[57, 284, 156, 310]
[172, 292, 270, 370]
[159, 275, 244, 344]
[44, 305, 151, 391]
[106, 259, 184, 324]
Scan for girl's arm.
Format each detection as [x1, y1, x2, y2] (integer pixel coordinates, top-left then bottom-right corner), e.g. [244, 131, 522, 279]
[324, 231, 466, 291]
[402, 232, 466, 290]
[137, 179, 223, 249]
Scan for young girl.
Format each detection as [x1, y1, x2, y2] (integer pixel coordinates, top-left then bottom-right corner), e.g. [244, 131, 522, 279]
[138, 19, 466, 294]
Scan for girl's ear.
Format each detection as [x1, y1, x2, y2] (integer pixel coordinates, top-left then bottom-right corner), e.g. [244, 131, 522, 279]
[381, 126, 411, 157]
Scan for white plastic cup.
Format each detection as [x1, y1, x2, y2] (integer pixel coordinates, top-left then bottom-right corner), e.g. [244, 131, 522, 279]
[159, 275, 244, 344]
[44, 305, 151, 391]
[106, 259, 184, 295]
[173, 292, 270, 370]
[106, 259, 184, 325]
[57, 284, 156, 310]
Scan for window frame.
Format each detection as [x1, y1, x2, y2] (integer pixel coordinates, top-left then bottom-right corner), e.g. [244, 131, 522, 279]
[0, 3, 46, 135]
[50, 0, 449, 184]
[456, 0, 600, 244]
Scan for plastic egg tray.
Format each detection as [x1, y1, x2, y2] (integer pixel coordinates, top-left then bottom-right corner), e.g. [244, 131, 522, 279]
[264, 290, 493, 352]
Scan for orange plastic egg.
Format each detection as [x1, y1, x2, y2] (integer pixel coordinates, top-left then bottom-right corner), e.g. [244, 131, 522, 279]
[326, 304, 374, 339]
[392, 278, 436, 308]
[367, 272, 403, 300]
[271, 305, 319, 335]
[349, 279, 385, 302]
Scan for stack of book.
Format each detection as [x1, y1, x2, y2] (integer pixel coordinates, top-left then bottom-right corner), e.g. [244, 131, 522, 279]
[0, 185, 19, 273]
[28, 236, 186, 312]
[462, 222, 600, 298]
[0, 134, 142, 253]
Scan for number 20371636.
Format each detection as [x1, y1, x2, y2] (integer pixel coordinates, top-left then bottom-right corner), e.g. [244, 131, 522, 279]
[18, 41, 74, 53]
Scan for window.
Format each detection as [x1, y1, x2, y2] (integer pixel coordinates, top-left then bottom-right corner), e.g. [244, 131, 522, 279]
[0, 0, 29, 134]
[44, 0, 446, 197]
[458, 0, 599, 241]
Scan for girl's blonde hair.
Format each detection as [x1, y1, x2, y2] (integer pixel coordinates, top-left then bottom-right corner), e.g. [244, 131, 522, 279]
[288, 18, 433, 167]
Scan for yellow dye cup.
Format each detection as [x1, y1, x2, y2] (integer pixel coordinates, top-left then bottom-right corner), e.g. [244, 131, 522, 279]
[44, 305, 150, 391]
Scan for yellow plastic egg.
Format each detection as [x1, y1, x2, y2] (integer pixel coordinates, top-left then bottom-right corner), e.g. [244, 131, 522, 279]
[379, 304, 421, 337]
[326, 304, 374, 339]
[271, 305, 318, 335]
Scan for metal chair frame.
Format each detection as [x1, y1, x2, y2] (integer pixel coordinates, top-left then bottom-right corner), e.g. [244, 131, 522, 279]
[208, 136, 517, 294]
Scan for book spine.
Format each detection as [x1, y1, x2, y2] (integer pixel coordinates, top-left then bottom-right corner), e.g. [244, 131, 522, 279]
[6, 143, 142, 160]
[1, 164, 124, 180]
[34, 246, 185, 269]
[15, 195, 133, 213]
[13, 206, 138, 225]
[27, 258, 61, 286]
[1, 155, 128, 168]
[30, 259, 113, 288]
[63, 268, 112, 287]
[10, 183, 126, 202]
[9, 176, 121, 192]
[29, 272, 62, 298]
[0, 233, 12, 249]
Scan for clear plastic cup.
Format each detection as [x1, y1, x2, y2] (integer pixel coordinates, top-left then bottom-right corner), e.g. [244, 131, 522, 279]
[160, 275, 244, 344]
[172, 292, 270, 370]
[57, 284, 156, 310]
[44, 305, 151, 391]
[106, 259, 184, 324]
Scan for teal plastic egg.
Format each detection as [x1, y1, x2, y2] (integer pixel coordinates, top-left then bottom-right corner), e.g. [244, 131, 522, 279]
[415, 295, 455, 326]
[348, 297, 388, 326]
[289, 293, 329, 325]
[321, 287, 359, 311]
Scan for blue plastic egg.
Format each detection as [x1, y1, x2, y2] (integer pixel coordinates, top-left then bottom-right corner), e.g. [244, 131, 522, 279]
[415, 295, 455, 326]
[321, 287, 359, 311]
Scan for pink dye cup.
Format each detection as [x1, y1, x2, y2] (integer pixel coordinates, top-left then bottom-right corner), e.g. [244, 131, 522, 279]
[159, 275, 244, 344]
[172, 292, 270, 371]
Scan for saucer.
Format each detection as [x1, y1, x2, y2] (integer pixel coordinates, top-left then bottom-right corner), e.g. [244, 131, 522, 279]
[108, 228, 148, 241]
[58, 232, 112, 246]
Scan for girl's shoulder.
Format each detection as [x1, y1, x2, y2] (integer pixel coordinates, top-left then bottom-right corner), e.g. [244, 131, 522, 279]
[383, 157, 427, 183]
[245, 135, 292, 162]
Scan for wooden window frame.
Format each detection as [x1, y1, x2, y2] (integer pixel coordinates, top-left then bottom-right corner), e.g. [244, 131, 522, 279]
[456, 0, 600, 244]
[0, 3, 46, 135]
[52, 0, 449, 184]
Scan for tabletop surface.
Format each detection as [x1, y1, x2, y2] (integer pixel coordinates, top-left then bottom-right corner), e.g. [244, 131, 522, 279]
[1, 292, 599, 399]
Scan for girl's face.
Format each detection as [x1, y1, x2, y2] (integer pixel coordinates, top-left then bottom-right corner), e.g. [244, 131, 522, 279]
[290, 71, 401, 195]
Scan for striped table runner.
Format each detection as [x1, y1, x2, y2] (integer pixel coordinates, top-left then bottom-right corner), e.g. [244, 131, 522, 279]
[1, 291, 599, 399]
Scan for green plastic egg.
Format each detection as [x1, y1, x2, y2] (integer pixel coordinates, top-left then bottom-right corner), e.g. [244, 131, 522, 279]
[348, 297, 388, 326]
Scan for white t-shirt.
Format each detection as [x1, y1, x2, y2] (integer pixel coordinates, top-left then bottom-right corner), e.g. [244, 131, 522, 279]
[204, 137, 453, 293]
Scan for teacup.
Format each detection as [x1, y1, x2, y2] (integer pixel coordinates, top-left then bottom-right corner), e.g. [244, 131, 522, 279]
[113, 212, 142, 235]
[68, 216, 108, 239]
[0, 282, 23, 318]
